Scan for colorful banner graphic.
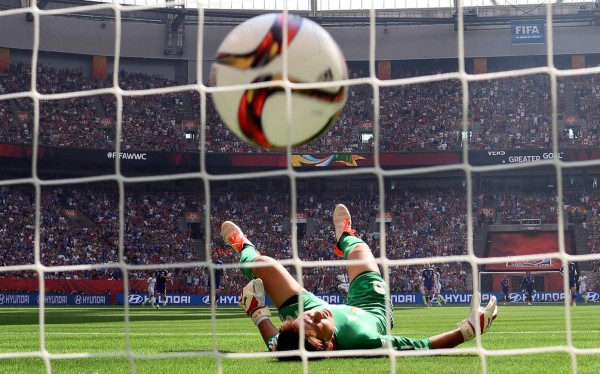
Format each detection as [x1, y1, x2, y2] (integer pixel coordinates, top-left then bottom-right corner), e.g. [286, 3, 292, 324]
[291, 154, 366, 167]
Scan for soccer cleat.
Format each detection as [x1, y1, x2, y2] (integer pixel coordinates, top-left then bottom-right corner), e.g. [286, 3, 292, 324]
[155, 304, 160, 310]
[221, 221, 254, 253]
[458, 293, 498, 341]
[332, 204, 356, 257]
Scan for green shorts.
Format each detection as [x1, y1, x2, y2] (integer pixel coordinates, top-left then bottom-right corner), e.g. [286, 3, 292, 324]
[277, 271, 392, 328]
[278, 290, 327, 320]
[346, 271, 393, 329]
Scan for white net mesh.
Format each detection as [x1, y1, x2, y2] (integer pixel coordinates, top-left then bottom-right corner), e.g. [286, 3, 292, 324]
[1, 0, 600, 373]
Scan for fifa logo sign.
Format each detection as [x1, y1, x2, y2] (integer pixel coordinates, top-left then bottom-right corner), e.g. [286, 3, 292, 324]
[511, 20, 545, 44]
[515, 25, 540, 35]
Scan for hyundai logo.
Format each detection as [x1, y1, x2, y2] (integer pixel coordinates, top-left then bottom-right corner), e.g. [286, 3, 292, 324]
[75, 295, 82, 305]
[509, 292, 523, 302]
[128, 294, 144, 304]
[587, 291, 599, 302]
[0, 294, 4, 305]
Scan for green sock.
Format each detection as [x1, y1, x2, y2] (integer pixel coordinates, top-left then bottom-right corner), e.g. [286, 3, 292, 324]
[239, 244, 261, 279]
[337, 233, 365, 260]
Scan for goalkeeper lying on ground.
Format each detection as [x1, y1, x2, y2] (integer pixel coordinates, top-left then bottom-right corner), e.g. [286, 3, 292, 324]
[221, 204, 498, 358]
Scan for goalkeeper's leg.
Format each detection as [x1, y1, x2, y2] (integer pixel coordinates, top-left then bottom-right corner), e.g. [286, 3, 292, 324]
[457, 293, 498, 342]
[420, 294, 498, 349]
[221, 221, 301, 308]
[331, 204, 380, 282]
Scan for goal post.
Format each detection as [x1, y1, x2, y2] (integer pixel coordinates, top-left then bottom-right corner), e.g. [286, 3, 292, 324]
[480, 271, 570, 303]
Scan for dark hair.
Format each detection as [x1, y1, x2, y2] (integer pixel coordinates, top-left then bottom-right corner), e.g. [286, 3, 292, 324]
[274, 319, 326, 361]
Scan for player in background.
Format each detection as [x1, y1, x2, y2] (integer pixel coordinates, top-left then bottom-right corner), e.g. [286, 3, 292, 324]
[155, 269, 171, 307]
[141, 274, 157, 309]
[207, 251, 225, 309]
[560, 261, 578, 306]
[421, 264, 435, 307]
[433, 267, 446, 306]
[337, 272, 349, 302]
[520, 271, 535, 306]
[222, 204, 497, 357]
[500, 274, 510, 306]
[578, 273, 588, 304]
[419, 277, 427, 306]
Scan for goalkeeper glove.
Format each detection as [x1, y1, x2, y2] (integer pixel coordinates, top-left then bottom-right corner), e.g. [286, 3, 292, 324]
[457, 292, 498, 342]
[239, 279, 271, 326]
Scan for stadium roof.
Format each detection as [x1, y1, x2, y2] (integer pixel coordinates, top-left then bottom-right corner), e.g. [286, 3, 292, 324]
[71, 0, 600, 11]
[1, 0, 598, 26]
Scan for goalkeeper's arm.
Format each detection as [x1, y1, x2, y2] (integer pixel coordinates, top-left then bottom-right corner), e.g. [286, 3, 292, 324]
[239, 279, 278, 350]
[257, 319, 279, 349]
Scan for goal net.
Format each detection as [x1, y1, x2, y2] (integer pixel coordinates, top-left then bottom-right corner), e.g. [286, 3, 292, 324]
[479, 271, 568, 303]
[2, 0, 600, 373]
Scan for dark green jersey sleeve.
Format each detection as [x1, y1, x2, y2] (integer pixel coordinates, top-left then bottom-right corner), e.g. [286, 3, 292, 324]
[380, 336, 433, 350]
[265, 334, 278, 352]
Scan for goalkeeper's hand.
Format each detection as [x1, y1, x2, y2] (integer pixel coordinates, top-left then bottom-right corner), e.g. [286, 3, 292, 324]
[457, 292, 498, 342]
[239, 279, 271, 326]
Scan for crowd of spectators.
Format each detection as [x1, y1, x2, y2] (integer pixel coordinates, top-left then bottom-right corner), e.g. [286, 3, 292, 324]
[2, 183, 600, 294]
[0, 63, 187, 151]
[0, 185, 475, 294]
[2, 61, 600, 154]
[2, 60, 600, 294]
[0, 182, 600, 292]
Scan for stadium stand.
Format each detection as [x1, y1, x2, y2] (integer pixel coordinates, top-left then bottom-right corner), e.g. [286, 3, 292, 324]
[3, 62, 600, 153]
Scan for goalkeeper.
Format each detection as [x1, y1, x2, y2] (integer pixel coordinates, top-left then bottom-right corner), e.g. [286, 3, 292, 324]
[221, 204, 497, 357]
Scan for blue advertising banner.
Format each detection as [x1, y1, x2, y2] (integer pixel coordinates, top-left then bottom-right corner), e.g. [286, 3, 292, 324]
[511, 19, 545, 44]
[0, 293, 109, 306]
[119, 292, 498, 306]
[2, 291, 594, 306]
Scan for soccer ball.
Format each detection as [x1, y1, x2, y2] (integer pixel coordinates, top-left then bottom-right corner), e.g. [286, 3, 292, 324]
[210, 13, 348, 150]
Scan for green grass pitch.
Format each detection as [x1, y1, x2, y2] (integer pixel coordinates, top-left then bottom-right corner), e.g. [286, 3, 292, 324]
[1, 303, 599, 373]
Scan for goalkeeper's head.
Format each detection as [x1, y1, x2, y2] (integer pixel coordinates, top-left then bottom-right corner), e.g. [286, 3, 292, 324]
[275, 309, 335, 360]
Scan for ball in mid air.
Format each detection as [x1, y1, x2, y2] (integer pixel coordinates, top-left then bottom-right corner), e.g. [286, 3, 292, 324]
[210, 13, 348, 150]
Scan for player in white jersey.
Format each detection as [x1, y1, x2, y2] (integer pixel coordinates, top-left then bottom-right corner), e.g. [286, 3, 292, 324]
[578, 274, 588, 304]
[337, 272, 349, 302]
[433, 268, 446, 306]
[141, 275, 157, 308]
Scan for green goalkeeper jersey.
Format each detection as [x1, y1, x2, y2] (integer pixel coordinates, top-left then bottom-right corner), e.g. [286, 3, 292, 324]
[328, 303, 431, 350]
[271, 272, 432, 352]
